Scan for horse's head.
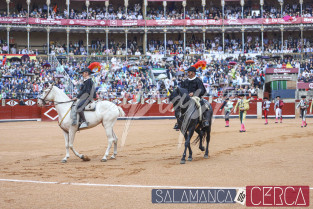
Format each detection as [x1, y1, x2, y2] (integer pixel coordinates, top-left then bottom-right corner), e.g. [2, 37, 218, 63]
[168, 88, 178, 103]
[168, 87, 190, 110]
[37, 83, 55, 107]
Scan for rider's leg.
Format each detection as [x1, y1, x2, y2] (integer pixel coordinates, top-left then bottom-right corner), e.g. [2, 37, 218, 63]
[76, 99, 89, 128]
[173, 107, 181, 129]
[78, 111, 89, 128]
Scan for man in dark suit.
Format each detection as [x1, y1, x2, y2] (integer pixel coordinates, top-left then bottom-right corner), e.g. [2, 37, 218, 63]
[174, 66, 210, 129]
[72, 68, 96, 128]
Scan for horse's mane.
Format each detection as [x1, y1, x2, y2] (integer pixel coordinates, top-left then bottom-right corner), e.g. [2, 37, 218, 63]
[53, 86, 71, 102]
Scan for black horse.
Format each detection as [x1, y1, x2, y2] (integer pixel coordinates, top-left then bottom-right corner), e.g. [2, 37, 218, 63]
[169, 87, 213, 164]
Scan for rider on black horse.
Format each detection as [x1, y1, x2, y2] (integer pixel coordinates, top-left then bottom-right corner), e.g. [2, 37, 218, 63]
[173, 62, 211, 129]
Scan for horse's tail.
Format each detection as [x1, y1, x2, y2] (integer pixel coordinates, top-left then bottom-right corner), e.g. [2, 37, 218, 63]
[117, 106, 125, 117]
[192, 131, 207, 145]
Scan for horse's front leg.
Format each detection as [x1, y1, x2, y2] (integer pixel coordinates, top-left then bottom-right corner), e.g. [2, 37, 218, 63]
[61, 131, 70, 163]
[69, 128, 90, 161]
[180, 132, 188, 164]
[187, 142, 193, 161]
[181, 128, 195, 164]
[187, 128, 195, 161]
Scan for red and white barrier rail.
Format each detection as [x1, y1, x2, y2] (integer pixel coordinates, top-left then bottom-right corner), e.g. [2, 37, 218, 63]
[0, 99, 310, 121]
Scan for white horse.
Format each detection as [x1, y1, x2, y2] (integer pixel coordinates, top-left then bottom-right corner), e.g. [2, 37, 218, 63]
[37, 84, 125, 163]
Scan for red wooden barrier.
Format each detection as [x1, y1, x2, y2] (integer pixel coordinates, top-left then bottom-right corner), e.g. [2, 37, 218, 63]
[41, 106, 59, 121]
[0, 99, 308, 121]
[266, 103, 295, 116]
[0, 99, 41, 120]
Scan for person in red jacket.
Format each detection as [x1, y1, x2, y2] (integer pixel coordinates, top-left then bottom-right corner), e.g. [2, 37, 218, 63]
[263, 97, 271, 125]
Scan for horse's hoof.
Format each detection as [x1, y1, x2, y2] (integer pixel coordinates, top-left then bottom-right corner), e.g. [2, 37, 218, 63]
[82, 155, 90, 161]
[101, 159, 107, 162]
[110, 156, 116, 159]
[61, 159, 67, 163]
[180, 160, 186, 164]
[188, 157, 192, 161]
[204, 155, 209, 159]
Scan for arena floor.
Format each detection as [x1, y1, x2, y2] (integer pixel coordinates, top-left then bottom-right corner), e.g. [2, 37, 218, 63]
[0, 119, 312, 209]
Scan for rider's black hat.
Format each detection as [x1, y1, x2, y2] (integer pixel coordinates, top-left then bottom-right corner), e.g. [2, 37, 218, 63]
[79, 68, 94, 74]
[301, 95, 306, 98]
[187, 66, 197, 73]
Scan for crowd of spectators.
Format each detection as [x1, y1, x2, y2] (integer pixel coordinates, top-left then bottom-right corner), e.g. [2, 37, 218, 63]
[2, 53, 309, 101]
[298, 59, 313, 83]
[0, 4, 143, 20]
[1, 2, 313, 20]
[2, 32, 313, 56]
[145, 34, 313, 55]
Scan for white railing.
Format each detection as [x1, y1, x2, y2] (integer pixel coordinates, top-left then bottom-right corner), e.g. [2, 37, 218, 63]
[49, 55, 74, 97]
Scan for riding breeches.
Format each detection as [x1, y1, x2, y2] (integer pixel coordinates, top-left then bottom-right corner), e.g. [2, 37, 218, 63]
[76, 99, 89, 113]
[275, 108, 282, 119]
[225, 111, 231, 121]
[239, 110, 247, 124]
[300, 108, 307, 121]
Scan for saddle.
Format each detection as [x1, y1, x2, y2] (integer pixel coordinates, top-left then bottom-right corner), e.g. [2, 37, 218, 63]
[191, 97, 210, 121]
[84, 101, 97, 111]
[71, 100, 97, 126]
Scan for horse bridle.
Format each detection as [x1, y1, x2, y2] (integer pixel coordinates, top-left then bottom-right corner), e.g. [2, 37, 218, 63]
[39, 85, 54, 105]
[39, 85, 73, 105]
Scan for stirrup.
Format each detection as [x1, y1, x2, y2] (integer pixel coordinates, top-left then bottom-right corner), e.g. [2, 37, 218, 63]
[203, 121, 209, 127]
[174, 123, 181, 130]
[80, 122, 89, 129]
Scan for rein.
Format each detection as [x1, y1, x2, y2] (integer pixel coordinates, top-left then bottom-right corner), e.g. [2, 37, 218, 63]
[58, 102, 74, 128]
[54, 100, 73, 105]
[39, 85, 73, 105]
[38, 85, 54, 104]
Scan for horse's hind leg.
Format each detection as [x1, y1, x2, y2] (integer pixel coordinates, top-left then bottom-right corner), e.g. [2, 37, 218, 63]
[195, 129, 205, 151]
[204, 123, 212, 159]
[62, 131, 70, 163]
[110, 130, 118, 159]
[101, 125, 115, 162]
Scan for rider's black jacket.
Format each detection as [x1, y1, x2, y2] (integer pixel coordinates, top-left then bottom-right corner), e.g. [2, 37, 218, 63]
[180, 77, 206, 98]
[77, 77, 96, 99]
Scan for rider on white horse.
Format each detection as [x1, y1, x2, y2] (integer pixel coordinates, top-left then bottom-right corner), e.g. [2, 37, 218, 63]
[72, 68, 96, 128]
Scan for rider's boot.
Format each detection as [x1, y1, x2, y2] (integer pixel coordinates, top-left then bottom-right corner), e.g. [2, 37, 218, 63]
[79, 112, 89, 128]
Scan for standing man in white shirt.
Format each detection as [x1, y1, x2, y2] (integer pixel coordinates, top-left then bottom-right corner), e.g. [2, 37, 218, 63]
[274, 96, 284, 123]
